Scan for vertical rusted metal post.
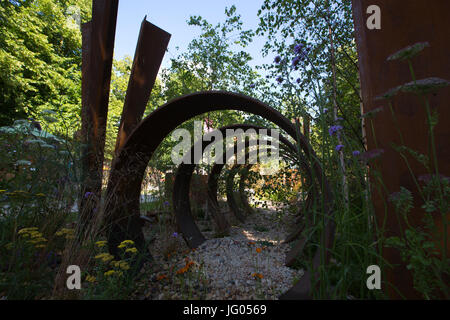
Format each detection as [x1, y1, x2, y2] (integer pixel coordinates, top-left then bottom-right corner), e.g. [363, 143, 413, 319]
[80, 0, 119, 225]
[114, 18, 171, 156]
[352, 0, 450, 298]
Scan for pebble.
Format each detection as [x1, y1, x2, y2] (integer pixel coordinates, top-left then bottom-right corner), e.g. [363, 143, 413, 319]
[141, 204, 304, 300]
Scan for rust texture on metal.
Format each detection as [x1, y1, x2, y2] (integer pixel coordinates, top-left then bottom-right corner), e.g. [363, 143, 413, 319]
[238, 165, 255, 216]
[173, 124, 294, 247]
[80, 0, 119, 223]
[225, 164, 251, 223]
[207, 134, 313, 244]
[352, 0, 450, 299]
[114, 18, 171, 156]
[105, 91, 334, 299]
[205, 126, 307, 232]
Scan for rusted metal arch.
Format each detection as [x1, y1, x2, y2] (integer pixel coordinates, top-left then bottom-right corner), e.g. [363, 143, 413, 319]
[237, 164, 255, 216]
[208, 142, 314, 244]
[173, 124, 301, 247]
[174, 125, 327, 298]
[224, 161, 258, 223]
[104, 91, 334, 299]
[206, 130, 312, 225]
[284, 193, 314, 244]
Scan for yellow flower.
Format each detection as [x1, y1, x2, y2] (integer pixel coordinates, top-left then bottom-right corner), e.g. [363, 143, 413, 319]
[18, 227, 38, 235]
[95, 240, 107, 248]
[104, 270, 122, 277]
[35, 193, 46, 197]
[55, 228, 74, 237]
[85, 275, 96, 283]
[118, 261, 130, 270]
[28, 237, 47, 244]
[111, 260, 130, 270]
[118, 240, 134, 248]
[104, 270, 116, 277]
[125, 247, 138, 254]
[94, 253, 114, 263]
[29, 231, 43, 238]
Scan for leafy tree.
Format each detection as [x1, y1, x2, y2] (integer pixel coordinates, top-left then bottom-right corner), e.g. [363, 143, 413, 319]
[0, 0, 91, 137]
[149, 6, 267, 172]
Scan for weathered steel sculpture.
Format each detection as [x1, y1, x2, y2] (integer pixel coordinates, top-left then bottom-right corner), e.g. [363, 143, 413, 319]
[80, 0, 119, 227]
[81, 0, 335, 299]
[352, 0, 450, 298]
[237, 165, 255, 216]
[104, 91, 335, 299]
[172, 124, 300, 247]
[113, 18, 170, 156]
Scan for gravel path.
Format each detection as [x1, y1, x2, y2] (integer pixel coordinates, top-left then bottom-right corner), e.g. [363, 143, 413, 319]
[140, 206, 304, 300]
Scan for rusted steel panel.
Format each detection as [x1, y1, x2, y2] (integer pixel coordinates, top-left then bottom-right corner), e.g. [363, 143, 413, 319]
[352, 0, 450, 299]
[80, 0, 119, 220]
[105, 91, 334, 299]
[114, 18, 171, 155]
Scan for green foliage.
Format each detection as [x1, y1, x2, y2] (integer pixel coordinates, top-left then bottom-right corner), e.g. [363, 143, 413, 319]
[378, 44, 449, 299]
[0, 0, 91, 138]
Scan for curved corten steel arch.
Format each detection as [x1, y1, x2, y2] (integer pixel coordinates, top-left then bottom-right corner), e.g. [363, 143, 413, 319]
[173, 124, 300, 247]
[237, 164, 255, 216]
[206, 131, 311, 227]
[207, 141, 313, 241]
[104, 91, 334, 299]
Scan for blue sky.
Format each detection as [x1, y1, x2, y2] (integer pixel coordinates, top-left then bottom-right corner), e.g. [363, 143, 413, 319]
[114, 0, 271, 69]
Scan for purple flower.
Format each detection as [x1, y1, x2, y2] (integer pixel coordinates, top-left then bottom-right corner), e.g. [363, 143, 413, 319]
[249, 83, 256, 89]
[323, 108, 328, 114]
[328, 125, 343, 136]
[164, 201, 170, 206]
[296, 78, 301, 84]
[294, 43, 304, 55]
[274, 56, 281, 63]
[352, 150, 361, 156]
[335, 144, 344, 152]
[291, 56, 301, 68]
[84, 191, 93, 198]
[276, 76, 283, 84]
[172, 232, 178, 238]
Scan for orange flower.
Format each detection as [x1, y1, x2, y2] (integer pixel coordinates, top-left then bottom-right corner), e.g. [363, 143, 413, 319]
[256, 248, 262, 253]
[176, 266, 188, 275]
[248, 241, 255, 246]
[252, 273, 263, 279]
[157, 274, 168, 281]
